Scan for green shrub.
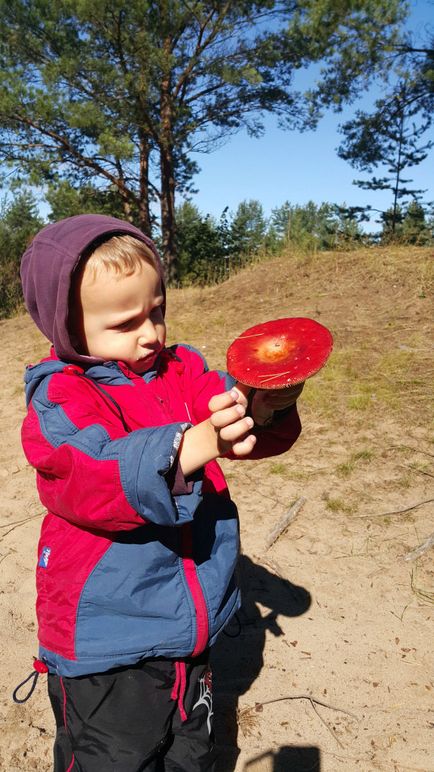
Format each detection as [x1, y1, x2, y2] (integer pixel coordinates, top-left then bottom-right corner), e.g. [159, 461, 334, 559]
[0, 192, 44, 318]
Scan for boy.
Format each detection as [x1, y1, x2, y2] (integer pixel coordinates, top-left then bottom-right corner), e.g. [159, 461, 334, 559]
[18, 214, 302, 771]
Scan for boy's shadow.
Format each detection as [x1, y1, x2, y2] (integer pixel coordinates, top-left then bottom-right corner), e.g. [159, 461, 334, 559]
[211, 554, 313, 771]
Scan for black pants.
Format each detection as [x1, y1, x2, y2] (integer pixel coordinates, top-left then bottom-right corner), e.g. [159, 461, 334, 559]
[47, 653, 215, 771]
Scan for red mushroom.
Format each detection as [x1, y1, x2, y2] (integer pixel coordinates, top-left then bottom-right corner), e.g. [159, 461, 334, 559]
[226, 317, 333, 389]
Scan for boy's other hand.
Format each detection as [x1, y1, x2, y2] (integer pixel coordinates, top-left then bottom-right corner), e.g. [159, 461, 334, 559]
[208, 389, 256, 456]
[179, 388, 256, 476]
[233, 381, 305, 426]
[254, 381, 304, 411]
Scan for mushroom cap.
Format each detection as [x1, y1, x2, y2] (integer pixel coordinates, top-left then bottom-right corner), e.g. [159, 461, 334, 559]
[226, 317, 333, 389]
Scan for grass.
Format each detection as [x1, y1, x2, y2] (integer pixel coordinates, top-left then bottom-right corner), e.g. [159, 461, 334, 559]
[301, 333, 432, 421]
[12, 242, 433, 433]
[322, 492, 356, 514]
[268, 462, 288, 476]
[267, 462, 321, 481]
[348, 392, 372, 411]
[397, 473, 412, 489]
[336, 449, 374, 478]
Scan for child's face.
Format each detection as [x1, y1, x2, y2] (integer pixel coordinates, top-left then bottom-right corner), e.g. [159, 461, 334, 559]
[72, 259, 166, 373]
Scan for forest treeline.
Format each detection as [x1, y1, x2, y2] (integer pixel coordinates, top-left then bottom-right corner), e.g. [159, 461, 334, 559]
[0, 0, 432, 282]
[0, 1, 433, 315]
[1, 191, 432, 319]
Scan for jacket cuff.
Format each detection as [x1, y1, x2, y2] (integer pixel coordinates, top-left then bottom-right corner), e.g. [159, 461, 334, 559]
[119, 423, 202, 526]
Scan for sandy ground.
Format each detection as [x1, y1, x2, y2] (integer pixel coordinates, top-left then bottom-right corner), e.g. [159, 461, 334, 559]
[1, 247, 433, 771]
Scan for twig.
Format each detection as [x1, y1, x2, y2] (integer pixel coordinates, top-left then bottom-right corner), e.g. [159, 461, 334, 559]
[257, 693, 358, 719]
[265, 497, 306, 550]
[399, 464, 434, 479]
[384, 445, 434, 459]
[404, 532, 434, 562]
[356, 498, 434, 519]
[0, 512, 45, 541]
[0, 511, 45, 529]
[411, 568, 434, 604]
[310, 699, 344, 749]
[239, 469, 282, 509]
[250, 693, 357, 748]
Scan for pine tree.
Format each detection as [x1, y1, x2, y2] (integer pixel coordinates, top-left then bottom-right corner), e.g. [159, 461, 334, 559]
[338, 81, 433, 235]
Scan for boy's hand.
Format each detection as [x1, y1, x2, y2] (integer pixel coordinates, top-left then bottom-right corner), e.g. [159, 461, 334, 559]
[208, 389, 256, 457]
[234, 381, 304, 426]
[178, 389, 256, 476]
[254, 381, 305, 411]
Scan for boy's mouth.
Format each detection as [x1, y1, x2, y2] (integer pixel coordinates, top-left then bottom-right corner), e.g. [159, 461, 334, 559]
[141, 345, 161, 360]
[134, 347, 162, 369]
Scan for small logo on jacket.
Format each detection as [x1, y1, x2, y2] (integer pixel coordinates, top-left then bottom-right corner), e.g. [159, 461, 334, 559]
[192, 668, 213, 734]
[38, 546, 51, 568]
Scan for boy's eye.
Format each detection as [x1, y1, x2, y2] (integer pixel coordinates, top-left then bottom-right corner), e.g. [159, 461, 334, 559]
[114, 319, 135, 331]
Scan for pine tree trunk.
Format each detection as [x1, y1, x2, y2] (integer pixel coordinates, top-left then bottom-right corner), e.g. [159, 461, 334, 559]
[160, 144, 177, 284]
[160, 32, 178, 284]
[138, 133, 152, 236]
[392, 110, 406, 233]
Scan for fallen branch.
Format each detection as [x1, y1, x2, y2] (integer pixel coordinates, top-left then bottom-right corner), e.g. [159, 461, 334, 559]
[250, 693, 357, 749]
[257, 693, 358, 719]
[265, 497, 306, 551]
[356, 498, 434, 519]
[310, 699, 344, 749]
[404, 533, 434, 562]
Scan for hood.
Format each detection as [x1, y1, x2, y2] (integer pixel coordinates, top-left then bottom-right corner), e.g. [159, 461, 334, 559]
[20, 214, 165, 366]
[23, 357, 67, 405]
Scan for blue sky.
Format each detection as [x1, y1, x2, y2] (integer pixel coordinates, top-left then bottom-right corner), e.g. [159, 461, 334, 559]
[185, 0, 434, 229]
[23, 1, 434, 230]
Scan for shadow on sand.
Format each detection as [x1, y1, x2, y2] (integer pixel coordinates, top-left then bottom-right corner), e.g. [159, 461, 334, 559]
[212, 554, 318, 771]
[243, 746, 320, 771]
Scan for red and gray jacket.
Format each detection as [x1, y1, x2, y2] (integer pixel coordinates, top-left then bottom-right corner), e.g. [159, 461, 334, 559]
[22, 344, 301, 677]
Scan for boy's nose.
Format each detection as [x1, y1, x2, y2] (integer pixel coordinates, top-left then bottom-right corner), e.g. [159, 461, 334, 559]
[138, 319, 159, 346]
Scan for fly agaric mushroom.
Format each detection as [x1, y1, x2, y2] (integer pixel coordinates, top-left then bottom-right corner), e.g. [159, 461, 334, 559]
[227, 317, 333, 424]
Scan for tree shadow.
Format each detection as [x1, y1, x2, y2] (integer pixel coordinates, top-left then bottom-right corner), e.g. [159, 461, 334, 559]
[211, 554, 312, 771]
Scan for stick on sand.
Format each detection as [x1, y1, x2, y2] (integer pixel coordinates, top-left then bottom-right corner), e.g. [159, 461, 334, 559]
[404, 532, 434, 562]
[265, 496, 306, 551]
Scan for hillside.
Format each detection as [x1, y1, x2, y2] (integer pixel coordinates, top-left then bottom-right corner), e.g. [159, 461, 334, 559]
[1, 245, 433, 771]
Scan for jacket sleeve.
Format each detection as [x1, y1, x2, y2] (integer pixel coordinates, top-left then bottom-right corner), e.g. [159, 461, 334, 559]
[176, 345, 302, 460]
[21, 373, 200, 531]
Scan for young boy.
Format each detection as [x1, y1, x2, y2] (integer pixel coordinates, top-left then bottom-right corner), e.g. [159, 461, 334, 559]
[19, 214, 302, 771]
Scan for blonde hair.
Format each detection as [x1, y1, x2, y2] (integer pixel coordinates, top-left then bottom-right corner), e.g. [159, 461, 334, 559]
[68, 234, 162, 350]
[83, 234, 158, 279]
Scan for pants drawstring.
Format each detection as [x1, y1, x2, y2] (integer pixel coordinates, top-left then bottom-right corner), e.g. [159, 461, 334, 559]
[171, 661, 187, 722]
[12, 658, 49, 703]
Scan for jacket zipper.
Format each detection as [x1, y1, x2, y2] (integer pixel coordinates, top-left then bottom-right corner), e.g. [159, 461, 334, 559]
[180, 524, 209, 655]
